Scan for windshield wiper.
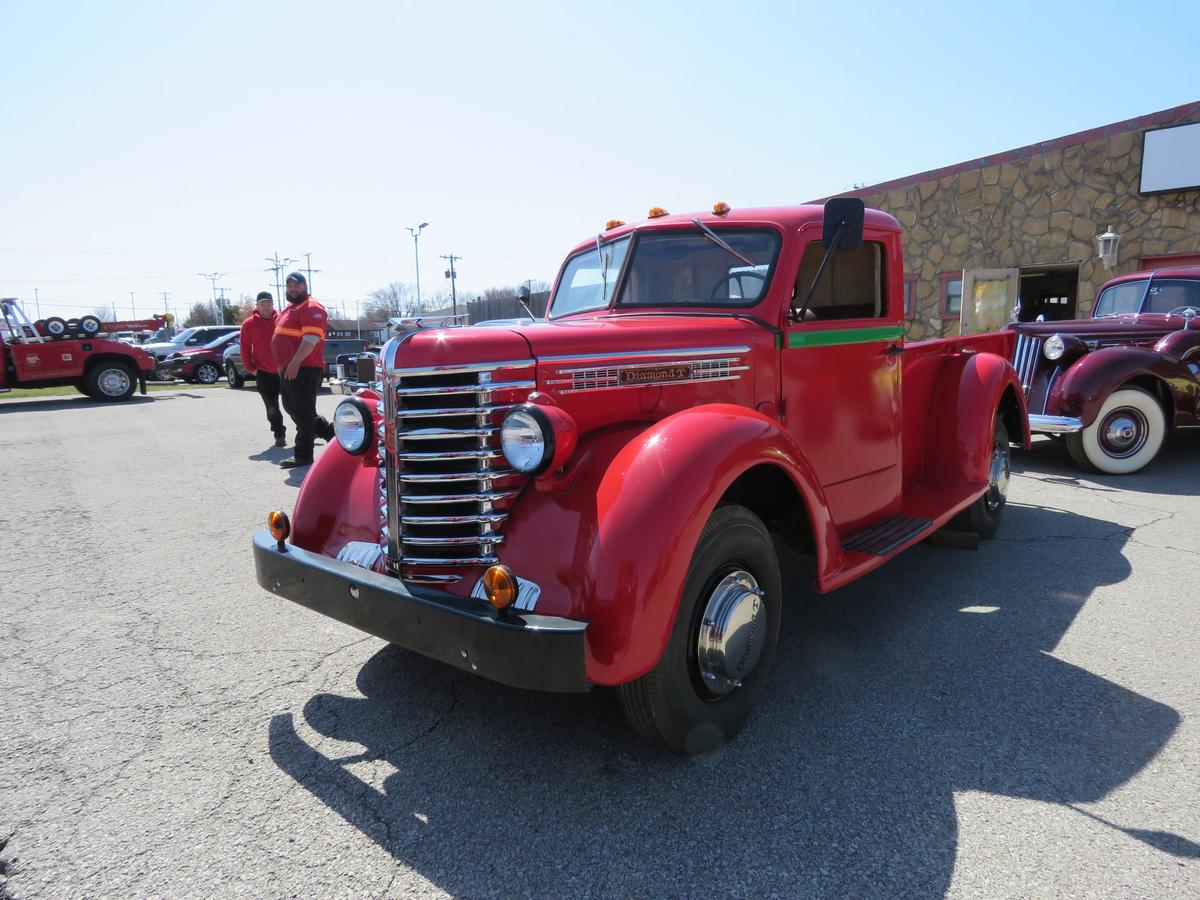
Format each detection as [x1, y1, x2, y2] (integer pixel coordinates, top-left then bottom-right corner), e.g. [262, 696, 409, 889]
[691, 217, 755, 267]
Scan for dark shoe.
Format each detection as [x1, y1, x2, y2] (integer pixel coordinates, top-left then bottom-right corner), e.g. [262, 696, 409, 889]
[274, 434, 287, 448]
[279, 458, 312, 470]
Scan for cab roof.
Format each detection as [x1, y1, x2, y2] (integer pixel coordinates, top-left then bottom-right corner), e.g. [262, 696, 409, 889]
[1102, 265, 1200, 288]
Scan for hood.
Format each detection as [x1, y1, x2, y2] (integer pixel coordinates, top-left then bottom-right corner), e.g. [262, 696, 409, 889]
[1009, 315, 1181, 343]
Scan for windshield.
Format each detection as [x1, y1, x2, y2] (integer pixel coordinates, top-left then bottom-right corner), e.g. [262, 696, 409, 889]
[202, 332, 234, 349]
[169, 328, 197, 344]
[1094, 281, 1147, 316]
[618, 228, 779, 307]
[550, 236, 631, 317]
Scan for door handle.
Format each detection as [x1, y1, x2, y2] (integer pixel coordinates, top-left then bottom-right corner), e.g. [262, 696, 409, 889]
[884, 344, 905, 356]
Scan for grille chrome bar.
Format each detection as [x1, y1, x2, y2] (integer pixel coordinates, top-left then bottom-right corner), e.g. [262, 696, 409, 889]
[397, 405, 515, 418]
[1012, 333, 1042, 397]
[400, 555, 501, 567]
[401, 534, 506, 546]
[401, 513, 508, 525]
[398, 489, 522, 503]
[400, 426, 498, 440]
[396, 449, 503, 462]
[398, 469, 519, 483]
[395, 380, 535, 397]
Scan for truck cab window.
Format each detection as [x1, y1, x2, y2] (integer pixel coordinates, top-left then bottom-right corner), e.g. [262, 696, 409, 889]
[793, 240, 885, 320]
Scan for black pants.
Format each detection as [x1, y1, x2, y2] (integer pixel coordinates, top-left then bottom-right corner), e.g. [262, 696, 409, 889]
[255, 371, 285, 438]
[280, 367, 333, 463]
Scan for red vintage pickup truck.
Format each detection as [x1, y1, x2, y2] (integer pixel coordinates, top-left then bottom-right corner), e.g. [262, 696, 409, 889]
[254, 200, 1030, 754]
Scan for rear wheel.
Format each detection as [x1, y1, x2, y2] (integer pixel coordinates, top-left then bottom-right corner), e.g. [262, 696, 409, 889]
[226, 363, 244, 389]
[194, 361, 221, 385]
[617, 504, 781, 755]
[85, 362, 136, 401]
[1065, 387, 1166, 475]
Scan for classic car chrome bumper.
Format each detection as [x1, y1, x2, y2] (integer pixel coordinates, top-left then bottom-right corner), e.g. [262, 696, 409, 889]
[252, 530, 589, 692]
[1028, 414, 1084, 434]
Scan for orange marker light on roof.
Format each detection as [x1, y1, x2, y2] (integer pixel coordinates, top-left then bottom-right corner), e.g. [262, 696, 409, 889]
[647, 207, 669, 218]
[712, 201, 731, 215]
[605, 219, 625, 230]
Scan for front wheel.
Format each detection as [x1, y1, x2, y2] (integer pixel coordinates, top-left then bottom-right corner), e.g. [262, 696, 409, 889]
[194, 361, 221, 385]
[1065, 387, 1166, 475]
[617, 504, 782, 755]
[946, 415, 1010, 539]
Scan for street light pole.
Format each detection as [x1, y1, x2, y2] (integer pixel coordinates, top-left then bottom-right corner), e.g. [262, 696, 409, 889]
[406, 223, 429, 308]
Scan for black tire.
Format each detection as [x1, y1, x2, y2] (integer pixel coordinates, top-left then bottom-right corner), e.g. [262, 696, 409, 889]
[947, 415, 1010, 539]
[43, 316, 68, 338]
[84, 362, 137, 402]
[194, 361, 221, 385]
[79, 315, 103, 336]
[617, 504, 782, 755]
[74, 382, 96, 398]
[66, 318, 82, 339]
[226, 363, 244, 389]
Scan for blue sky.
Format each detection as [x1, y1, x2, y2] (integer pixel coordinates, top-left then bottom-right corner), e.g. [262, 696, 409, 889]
[1, 0, 1196, 321]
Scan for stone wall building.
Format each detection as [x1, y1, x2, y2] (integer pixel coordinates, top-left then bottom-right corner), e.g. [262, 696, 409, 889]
[839, 100, 1200, 339]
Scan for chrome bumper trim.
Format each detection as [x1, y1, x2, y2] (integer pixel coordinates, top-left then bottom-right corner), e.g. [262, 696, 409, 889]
[1029, 414, 1084, 434]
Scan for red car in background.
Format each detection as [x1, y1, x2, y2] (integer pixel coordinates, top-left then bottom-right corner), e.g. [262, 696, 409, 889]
[157, 331, 239, 384]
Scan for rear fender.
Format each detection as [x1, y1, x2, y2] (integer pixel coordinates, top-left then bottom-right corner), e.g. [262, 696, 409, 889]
[928, 352, 1029, 483]
[1048, 347, 1182, 426]
[499, 403, 834, 686]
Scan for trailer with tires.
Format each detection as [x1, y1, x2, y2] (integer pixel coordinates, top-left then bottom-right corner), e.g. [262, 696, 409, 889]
[1, 298, 156, 401]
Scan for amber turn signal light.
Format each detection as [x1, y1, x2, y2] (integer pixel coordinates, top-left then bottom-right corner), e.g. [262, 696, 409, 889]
[268, 510, 291, 543]
[605, 218, 625, 230]
[712, 201, 731, 215]
[647, 206, 669, 218]
[483, 564, 517, 610]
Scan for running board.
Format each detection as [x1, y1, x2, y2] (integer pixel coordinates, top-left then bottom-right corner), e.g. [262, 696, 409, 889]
[842, 514, 934, 557]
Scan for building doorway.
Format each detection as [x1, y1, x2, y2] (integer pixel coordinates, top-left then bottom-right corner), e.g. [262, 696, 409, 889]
[1017, 265, 1078, 322]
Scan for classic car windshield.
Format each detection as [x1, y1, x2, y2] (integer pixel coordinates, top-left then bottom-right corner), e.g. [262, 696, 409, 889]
[1096, 278, 1200, 316]
[617, 228, 780, 308]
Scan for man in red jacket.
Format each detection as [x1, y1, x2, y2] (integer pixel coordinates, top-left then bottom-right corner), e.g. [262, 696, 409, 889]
[239, 291, 286, 447]
[272, 273, 335, 469]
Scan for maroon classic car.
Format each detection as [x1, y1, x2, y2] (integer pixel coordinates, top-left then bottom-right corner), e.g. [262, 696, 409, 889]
[1010, 266, 1200, 474]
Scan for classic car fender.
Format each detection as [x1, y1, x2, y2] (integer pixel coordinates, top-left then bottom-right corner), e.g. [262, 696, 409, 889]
[1046, 346, 1192, 426]
[498, 403, 835, 686]
[927, 351, 1029, 483]
[290, 394, 383, 558]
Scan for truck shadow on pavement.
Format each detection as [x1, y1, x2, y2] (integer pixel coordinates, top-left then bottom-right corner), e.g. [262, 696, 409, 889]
[0, 392, 207, 414]
[269, 503, 1193, 896]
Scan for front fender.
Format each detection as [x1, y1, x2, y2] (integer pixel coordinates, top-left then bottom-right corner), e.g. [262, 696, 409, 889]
[498, 404, 835, 686]
[1047, 347, 1180, 426]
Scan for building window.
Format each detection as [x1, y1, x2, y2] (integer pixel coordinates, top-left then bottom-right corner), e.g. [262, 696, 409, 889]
[903, 275, 918, 320]
[940, 272, 963, 319]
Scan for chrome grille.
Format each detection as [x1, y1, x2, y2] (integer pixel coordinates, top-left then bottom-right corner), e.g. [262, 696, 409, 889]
[379, 353, 535, 584]
[1012, 334, 1042, 398]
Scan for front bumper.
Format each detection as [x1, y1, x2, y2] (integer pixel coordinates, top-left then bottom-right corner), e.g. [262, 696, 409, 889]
[253, 530, 589, 692]
[1029, 414, 1084, 434]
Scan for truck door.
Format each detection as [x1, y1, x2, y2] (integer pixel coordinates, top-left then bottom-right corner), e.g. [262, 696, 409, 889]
[960, 268, 1019, 333]
[10, 342, 82, 380]
[781, 235, 903, 530]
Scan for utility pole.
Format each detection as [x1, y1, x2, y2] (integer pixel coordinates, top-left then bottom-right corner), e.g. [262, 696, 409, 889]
[34, 288, 41, 319]
[264, 253, 295, 304]
[217, 287, 231, 323]
[303, 252, 321, 294]
[406, 223, 429, 307]
[441, 253, 461, 317]
[111, 301, 118, 321]
[130, 292, 136, 319]
[198, 272, 223, 323]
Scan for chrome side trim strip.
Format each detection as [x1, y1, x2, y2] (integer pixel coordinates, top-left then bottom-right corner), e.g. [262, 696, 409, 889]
[1029, 414, 1084, 434]
[539, 345, 752, 364]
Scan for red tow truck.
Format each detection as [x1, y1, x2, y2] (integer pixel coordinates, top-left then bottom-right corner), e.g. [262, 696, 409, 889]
[1, 299, 158, 401]
[254, 199, 1030, 753]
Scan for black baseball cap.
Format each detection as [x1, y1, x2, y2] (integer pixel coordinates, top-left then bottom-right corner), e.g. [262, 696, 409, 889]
[285, 272, 307, 285]
[255, 291, 273, 301]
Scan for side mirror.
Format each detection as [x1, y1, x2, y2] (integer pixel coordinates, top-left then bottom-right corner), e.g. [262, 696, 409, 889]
[822, 197, 865, 251]
[356, 353, 376, 383]
[516, 285, 531, 302]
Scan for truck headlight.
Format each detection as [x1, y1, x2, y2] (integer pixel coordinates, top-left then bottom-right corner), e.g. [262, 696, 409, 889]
[501, 405, 553, 474]
[1043, 334, 1066, 360]
[333, 398, 373, 455]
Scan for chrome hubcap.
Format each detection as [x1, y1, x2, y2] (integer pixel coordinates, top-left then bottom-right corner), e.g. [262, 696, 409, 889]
[98, 368, 131, 396]
[1100, 409, 1147, 458]
[695, 570, 765, 696]
[198, 365, 218, 383]
[985, 438, 1010, 513]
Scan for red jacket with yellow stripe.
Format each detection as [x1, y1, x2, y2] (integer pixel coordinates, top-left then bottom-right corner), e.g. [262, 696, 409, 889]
[271, 297, 328, 370]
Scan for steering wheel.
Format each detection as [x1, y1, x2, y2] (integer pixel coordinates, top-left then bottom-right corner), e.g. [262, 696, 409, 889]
[708, 270, 767, 302]
[1166, 306, 1200, 318]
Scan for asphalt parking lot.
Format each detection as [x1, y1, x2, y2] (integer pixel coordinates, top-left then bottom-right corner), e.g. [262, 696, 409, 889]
[1, 387, 1197, 897]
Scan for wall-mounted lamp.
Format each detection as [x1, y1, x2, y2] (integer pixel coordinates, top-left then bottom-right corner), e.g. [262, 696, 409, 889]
[1096, 225, 1120, 269]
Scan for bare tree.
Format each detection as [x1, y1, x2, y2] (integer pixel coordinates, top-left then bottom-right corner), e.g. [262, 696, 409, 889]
[183, 302, 218, 326]
[364, 282, 425, 319]
[93, 306, 116, 322]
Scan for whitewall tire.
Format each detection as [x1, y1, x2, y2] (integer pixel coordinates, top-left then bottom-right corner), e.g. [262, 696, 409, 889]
[1066, 387, 1166, 475]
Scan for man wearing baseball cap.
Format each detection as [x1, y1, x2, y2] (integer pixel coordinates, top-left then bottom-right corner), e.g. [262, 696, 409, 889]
[239, 291, 286, 447]
[271, 272, 334, 469]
